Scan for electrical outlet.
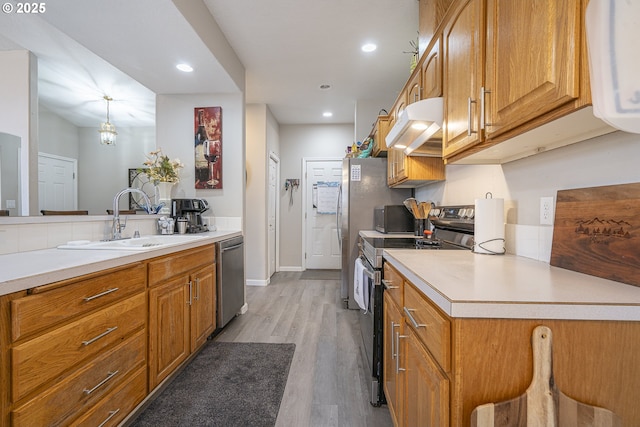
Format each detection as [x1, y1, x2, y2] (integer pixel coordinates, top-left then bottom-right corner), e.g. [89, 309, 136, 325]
[540, 196, 554, 225]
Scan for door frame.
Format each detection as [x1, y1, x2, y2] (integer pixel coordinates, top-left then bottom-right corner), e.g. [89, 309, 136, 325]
[268, 151, 280, 276]
[301, 157, 342, 271]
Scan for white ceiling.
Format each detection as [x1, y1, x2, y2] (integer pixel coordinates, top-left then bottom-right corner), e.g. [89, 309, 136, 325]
[0, 0, 418, 128]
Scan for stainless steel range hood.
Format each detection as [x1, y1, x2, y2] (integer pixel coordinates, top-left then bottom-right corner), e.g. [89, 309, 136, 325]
[385, 97, 443, 156]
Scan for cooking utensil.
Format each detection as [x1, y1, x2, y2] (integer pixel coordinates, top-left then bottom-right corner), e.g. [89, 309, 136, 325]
[418, 201, 432, 219]
[471, 325, 621, 427]
[403, 198, 420, 218]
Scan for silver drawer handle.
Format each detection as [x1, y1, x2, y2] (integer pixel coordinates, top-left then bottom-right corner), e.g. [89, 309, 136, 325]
[83, 287, 119, 302]
[97, 409, 120, 427]
[83, 370, 119, 395]
[82, 326, 118, 346]
[396, 332, 407, 373]
[404, 307, 427, 329]
[194, 278, 200, 301]
[382, 279, 398, 290]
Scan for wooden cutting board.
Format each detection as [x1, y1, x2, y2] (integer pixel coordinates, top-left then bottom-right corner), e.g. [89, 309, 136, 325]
[550, 182, 640, 287]
[471, 326, 621, 427]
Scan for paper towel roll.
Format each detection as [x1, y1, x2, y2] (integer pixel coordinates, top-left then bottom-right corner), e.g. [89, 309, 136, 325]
[474, 197, 505, 254]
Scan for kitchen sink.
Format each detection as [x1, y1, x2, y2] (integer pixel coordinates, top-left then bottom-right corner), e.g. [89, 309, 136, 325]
[57, 234, 207, 251]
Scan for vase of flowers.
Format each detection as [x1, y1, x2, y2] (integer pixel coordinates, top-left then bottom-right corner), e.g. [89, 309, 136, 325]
[140, 149, 184, 214]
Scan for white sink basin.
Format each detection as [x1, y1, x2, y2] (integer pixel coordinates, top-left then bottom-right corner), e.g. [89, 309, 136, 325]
[58, 235, 207, 251]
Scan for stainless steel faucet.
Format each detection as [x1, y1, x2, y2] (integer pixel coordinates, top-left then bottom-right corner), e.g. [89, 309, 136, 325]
[111, 188, 151, 240]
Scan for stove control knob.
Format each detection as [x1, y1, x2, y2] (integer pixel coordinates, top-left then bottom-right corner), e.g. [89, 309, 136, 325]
[458, 208, 467, 218]
[431, 208, 440, 217]
[466, 208, 475, 219]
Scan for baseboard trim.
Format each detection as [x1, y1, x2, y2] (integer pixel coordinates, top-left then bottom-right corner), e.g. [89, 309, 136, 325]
[278, 266, 303, 272]
[246, 278, 270, 287]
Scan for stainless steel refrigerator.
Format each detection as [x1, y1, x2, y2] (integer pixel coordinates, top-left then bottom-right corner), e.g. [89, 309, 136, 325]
[338, 157, 411, 309]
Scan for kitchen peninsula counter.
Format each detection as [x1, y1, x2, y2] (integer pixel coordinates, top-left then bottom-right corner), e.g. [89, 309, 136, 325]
[0, 230, 241, 296]
[383, 249, 640, 321]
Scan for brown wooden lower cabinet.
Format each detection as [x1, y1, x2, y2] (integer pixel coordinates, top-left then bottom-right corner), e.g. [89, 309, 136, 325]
[383, 262, 640, 427]
[147, 246, 217, 390]
[0, 244, 219, 426]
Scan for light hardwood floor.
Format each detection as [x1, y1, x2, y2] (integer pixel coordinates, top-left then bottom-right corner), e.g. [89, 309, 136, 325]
[214, 271, 393, 427]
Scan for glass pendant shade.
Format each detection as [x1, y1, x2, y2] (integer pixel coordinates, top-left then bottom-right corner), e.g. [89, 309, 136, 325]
[98, 96, 117, 145]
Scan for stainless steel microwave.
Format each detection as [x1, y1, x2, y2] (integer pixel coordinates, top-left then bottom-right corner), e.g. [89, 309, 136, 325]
[374, 205, 414, 233]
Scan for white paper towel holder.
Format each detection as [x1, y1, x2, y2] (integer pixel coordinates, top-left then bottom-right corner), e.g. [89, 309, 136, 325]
[473, 192, 506, 255]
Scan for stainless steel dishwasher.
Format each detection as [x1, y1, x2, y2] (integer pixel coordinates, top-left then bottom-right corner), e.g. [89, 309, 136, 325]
[216, 235, 245, 329]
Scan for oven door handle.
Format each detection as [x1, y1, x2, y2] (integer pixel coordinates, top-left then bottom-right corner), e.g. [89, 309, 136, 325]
[359, 255, 381, 286]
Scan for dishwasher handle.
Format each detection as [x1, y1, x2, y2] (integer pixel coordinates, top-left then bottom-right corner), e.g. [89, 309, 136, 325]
[221, 243, 243, 252]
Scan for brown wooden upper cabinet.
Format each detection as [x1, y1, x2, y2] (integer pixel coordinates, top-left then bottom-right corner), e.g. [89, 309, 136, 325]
[443, 0, 609, 163]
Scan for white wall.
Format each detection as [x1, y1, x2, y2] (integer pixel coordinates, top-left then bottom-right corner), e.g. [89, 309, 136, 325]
[156, 93, 245, 221]
[415, 130, 640, 261]
[0, 50, 37, 215]
[245, 104, 280, 285]
[279, 124, 353, 269]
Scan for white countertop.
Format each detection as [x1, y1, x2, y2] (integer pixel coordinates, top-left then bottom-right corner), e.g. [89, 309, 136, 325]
[0, 230, 241, 296]
[383, 249, 640, 321]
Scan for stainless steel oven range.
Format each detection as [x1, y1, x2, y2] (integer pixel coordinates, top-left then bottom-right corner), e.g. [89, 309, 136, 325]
[359, 205, 475, 406]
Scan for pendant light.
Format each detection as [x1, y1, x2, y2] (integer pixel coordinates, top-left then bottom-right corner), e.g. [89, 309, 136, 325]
[98, 95, 117, 145]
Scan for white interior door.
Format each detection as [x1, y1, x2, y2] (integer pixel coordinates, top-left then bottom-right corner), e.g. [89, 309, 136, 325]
[304, 159, 342, 269]
[38, 153, 77, 211]
[268, 153, 279, 277]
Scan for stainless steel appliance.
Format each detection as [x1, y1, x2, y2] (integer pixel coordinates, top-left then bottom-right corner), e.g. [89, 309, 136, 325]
[338, 158, 411, 309]
[171, 198, 209, 233]
[360, 205, 475, 406]
[374, 205, 414, 234]
[216, 236, 245, 329]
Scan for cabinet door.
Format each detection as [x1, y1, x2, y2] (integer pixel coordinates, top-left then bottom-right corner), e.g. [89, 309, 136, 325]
[383, 293, 404, 426]
[421, 37, 442, 100]
[190, 264, 216, 352]
[148, 275, 191, 389]
[484, 0, 581, 139]
[407, 69, 422, 106]
[443, 0, 484, 158]
[404, 328, 450, 427]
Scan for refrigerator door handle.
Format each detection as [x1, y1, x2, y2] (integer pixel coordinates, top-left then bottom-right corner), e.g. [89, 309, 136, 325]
[336, 183, 342, 248]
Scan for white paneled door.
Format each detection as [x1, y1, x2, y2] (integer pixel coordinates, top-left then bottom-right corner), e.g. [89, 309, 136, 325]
[38, 153, 77, 211]
[304, 159, 342, 269]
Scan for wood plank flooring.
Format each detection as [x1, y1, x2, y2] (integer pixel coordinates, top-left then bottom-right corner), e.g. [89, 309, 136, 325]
[214, 272, 393, 427]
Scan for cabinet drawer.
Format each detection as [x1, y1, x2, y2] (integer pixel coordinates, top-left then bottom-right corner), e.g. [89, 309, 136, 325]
[12, 293, 146, 401]
[383, 263, 404, 309]
[404, 282, 451, 372]
[70, 366, 147, 427]
[11, 263, 146, 342]
[11, 330, 146, 427]
[148, 244, 215, 285]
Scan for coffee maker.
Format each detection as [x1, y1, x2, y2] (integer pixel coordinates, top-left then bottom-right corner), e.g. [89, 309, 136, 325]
[171, 198, 210, 233]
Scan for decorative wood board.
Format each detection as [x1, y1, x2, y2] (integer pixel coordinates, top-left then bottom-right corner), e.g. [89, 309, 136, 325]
[550, 182, 640, 287]
[471, 326, 621, 427]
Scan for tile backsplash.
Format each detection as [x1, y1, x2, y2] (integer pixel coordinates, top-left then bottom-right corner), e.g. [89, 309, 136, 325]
[0, 215, 242, 255]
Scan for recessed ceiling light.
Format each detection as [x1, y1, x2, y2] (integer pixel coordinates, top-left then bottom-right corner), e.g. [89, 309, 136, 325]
[361, 43, 377, 53]
[323, 112, 333, 118]
[319, 84, 331, 90]
[176, 63, 193, 72]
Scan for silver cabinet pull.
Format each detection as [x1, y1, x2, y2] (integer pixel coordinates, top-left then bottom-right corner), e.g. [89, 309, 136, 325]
[82, 326, 118, 346]
[97, 409, 120, 427]
[382, 279, 398, 290]
[396, 332, 407, 373]
[187, 281, 193, 305]
[391, 321, 400, 359]
[83, 288, 119, 302]
[194, 278, 201, 301]
[481, 86, 493, 128]
[83, 370, 119, 395]
[404, 307, 427, 328]
[467, 97, 477, 136]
